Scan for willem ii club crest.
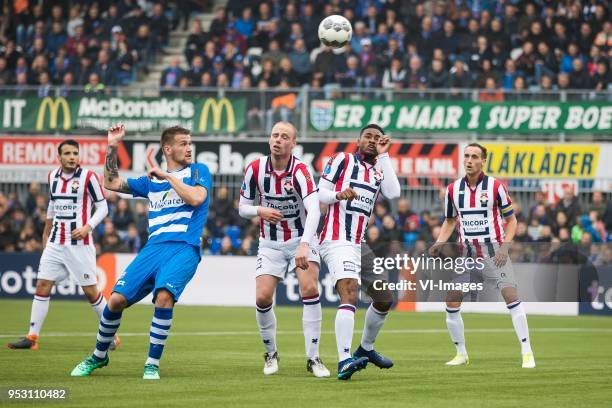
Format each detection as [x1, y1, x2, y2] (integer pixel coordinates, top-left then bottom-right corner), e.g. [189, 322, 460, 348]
[373, 170, 383, 183]
[71, 180, 80, 193]
[480, 191, 488, 206]
[283, 177, 294, 194]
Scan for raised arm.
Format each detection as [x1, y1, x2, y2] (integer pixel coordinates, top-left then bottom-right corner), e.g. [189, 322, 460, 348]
[104, 124, 131, 193]
[147, 164, 210, 207]
[376, 136, 401, 199]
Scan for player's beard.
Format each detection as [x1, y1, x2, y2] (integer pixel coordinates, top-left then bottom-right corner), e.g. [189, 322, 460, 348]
[172, 151, 192, 167]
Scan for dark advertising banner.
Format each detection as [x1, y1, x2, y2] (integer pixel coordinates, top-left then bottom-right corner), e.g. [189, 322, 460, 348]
[0, 252, 84, 299]
[579, 265, 612, 316]
[0, 96, 246, 133]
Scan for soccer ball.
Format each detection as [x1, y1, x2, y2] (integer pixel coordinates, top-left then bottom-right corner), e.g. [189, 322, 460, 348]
[318, 15, 352, 48]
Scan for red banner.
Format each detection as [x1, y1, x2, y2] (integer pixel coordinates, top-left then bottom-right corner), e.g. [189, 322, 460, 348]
[0, 137, 108, 166]
[316, 141, 458, 177]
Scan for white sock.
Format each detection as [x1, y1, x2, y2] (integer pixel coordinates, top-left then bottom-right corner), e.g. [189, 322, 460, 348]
[446, 307, 467, 355]
[335, 304, 356, 361]
[256, 303, 277, 354]
[507, 301, 532, 354]
[28, 295, 50, 336]
[302, 294, 322, 359]
[361, 304, 388, 351]
[90, 294, 106, 319]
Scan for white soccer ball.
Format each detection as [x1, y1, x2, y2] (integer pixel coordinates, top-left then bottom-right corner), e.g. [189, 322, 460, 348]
[318, 15, 352, 48]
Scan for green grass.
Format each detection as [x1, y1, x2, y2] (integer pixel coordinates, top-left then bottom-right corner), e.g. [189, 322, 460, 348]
[1, 299, 611, 407]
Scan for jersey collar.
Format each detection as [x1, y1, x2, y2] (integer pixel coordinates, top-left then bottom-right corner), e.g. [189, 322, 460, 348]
[465, 171, 484, 190]
[58, 165, 81, 181]
[265, 155, 294, 178]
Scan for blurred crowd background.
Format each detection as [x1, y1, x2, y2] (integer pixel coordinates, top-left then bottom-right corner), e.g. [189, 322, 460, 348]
[0, 0, 609, 95]
[1, 182, 610, 260]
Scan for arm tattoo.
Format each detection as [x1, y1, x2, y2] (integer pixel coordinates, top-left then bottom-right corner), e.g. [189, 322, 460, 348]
[105, 146, 119, 182]
[117, 179, 131, 194]
[104, 145, 131, 193]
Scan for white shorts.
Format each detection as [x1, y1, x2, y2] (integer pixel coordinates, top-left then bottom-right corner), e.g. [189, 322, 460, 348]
[256, 237, 320, 281]
[320, 241, 361, 286]
[37, 243, 98, 287]
[452, 256, 517, 294]
[482, 257, 517, 290]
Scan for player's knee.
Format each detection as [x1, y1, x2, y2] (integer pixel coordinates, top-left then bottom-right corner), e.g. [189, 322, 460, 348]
[336, 279, 359, 305]
[108, 293, 128, 312]
[35, 279, 53, 296]
[445, 301, 462, 309]
[154, 289, 175, 308]
[81, 285, 99, 302]
[256, 293, 274, 308]
[300, 281, 319, 298]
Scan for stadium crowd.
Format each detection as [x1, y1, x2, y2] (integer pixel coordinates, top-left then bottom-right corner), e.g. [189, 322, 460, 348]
[160, 0, 610, 93]
[0, 183, 610, 259]
[0, 1, 608, 94]
[0, 0, 188, 90]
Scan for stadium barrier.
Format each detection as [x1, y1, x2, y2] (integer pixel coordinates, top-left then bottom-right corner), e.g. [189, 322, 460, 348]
[1, 252, 609, 316]
[0, 87, 610, 140]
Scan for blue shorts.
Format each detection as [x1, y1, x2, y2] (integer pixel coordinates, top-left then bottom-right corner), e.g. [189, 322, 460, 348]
[113, 241, 201, 305]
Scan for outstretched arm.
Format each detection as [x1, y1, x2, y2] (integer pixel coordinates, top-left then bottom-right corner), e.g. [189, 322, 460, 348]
[104, 124, 131, 193]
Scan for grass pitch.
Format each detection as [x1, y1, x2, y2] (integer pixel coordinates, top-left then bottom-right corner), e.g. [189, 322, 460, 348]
[1, 299, 611, 407]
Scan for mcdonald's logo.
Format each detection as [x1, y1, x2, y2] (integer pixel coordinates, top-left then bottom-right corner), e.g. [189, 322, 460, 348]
[198, 97, 235, 132]
[36, 97, 71, 130]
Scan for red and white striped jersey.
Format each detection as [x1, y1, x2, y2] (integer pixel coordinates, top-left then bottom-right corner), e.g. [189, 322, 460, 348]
[445, 172, 514, 256]
[319, 152, 385, 244]
[47, 166, 105, 246]
[240, 155, 317, 242]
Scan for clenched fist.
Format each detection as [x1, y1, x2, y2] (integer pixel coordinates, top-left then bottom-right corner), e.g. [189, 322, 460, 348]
[336, 188, 358, 201]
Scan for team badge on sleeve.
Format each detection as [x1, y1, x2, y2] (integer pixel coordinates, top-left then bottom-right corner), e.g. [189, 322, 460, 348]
[323, 158, 333, 175]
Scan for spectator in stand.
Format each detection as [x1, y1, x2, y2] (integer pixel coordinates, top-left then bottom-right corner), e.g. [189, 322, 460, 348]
[288, 38, 311, 85]
[479, 77, 504, 101]
[235, 7, 255, 39]
[427, 58, 449, 89]
[37, 71, 51, 97]
[84, 72, 105, 94]
[150, 3, 170, 47]
[557, 187, 582, 225]
[382, 57, 406, 89]
[161, 57, 184, 89]
[113, 199, 135, 238]
[131, 24, 155, 74]
[590, 61, 610, 91]
[188, 55, 206, 84]
[569, 58, 591, 89]
[185, 19, 208, 66]
[209, 6, 227, 41]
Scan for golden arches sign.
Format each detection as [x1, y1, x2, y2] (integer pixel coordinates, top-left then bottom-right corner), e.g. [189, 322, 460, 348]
[36, 97, 71, 130]
[198, 97, 235, 132]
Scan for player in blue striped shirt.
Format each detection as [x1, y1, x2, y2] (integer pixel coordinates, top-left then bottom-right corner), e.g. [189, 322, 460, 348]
[71, 124, 212, 380]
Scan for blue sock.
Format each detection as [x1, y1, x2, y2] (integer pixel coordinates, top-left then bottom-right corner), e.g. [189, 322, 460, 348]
[93, 306, 122, 360]
[146, 307, 173, 367]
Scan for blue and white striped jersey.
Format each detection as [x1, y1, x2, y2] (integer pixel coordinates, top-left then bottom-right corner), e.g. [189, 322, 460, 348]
[127, 163, 212, 249]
